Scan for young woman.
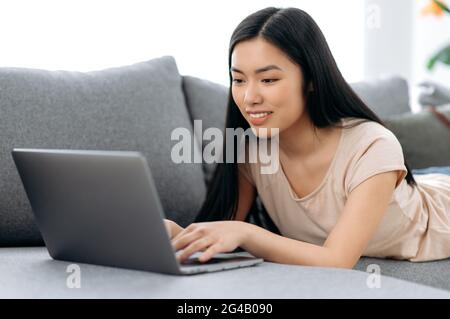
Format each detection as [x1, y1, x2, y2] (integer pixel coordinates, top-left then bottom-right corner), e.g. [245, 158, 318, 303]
[166, 7, 450, 268]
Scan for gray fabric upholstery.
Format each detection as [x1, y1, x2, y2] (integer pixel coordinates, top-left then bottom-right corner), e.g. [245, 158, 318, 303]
[384, 105, 450, 169]
[0, 56, 448, 296]
[355, 256, 450, 292]
[182, 76, 228, 185]
[0, 56, 206, 246]
[350, 76, 411, 117]
[0, 247, 448, 298]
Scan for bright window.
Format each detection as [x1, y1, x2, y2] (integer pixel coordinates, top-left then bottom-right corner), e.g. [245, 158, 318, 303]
[0, 0, 365, 86]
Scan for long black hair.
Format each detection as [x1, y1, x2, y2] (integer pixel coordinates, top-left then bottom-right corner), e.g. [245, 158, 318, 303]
[195, 7, 417, 227]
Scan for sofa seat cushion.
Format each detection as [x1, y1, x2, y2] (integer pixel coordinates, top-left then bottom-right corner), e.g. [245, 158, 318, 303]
[0, 247, 448, 298]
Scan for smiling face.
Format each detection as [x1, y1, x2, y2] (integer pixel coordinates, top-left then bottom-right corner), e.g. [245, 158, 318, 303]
[231, 37, 309, 138]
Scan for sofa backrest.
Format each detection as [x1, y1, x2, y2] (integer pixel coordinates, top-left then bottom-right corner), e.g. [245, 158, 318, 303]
[0, 56, 206, 246]
[182, 76, 228, 184]
[384, 105, 450, 169]
[1, 54, 445, 247]
[351, 76, 411, 117]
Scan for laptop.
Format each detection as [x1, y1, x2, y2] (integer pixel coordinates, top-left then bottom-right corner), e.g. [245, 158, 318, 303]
[11, 148, 263, 275]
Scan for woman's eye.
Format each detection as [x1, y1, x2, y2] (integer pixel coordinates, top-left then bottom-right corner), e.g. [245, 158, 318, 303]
[232, 79, 278, 84]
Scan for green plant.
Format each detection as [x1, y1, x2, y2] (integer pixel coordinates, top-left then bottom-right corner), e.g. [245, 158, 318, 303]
[422, 0, 450, 70]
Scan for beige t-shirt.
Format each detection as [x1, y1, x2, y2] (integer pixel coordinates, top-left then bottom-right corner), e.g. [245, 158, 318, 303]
[238, 117, 450, 262]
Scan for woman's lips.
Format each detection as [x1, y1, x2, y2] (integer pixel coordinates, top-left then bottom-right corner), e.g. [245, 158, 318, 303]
[248, 112, 273, 126]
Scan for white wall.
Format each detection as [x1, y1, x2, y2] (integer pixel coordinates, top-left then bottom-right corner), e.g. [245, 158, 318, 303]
[364, 0, 450, 112]
[413, 0, 450, 90]
[0, 0, 365, 87]
[364, 0, 414, 82]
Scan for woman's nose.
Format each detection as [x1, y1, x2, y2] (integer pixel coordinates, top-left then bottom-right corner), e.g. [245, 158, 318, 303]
[243, 83, 263, 105]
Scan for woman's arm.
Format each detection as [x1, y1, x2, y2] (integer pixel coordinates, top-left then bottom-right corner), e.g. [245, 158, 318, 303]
[168, 171, 254, 246]
[240, 170, 399, 268]
[173, 170, 398, 268]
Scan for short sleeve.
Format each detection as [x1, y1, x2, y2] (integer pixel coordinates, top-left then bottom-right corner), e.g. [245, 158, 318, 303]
[345, 134, 408, 195]
[238, 162, 255, 186]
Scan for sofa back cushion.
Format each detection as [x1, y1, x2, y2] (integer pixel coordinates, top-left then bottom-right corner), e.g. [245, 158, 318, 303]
[350, 76, 411, 118]
[384, 105, 450, 169]
[350, 77, 411, 119]
[182, 76, 228, 185]
[0, 56, 206, 246]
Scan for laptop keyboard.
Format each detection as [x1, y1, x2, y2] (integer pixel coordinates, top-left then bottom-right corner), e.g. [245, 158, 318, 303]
[181, 256, 253, 266]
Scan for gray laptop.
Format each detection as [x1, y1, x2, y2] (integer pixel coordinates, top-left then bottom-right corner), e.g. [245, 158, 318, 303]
[11, 148, 263, 275]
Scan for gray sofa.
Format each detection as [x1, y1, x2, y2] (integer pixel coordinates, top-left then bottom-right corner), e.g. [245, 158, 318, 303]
[1, 56, 449, 298]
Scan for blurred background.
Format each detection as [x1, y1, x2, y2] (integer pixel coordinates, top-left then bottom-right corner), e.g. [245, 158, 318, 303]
[0, 0, 447, 112]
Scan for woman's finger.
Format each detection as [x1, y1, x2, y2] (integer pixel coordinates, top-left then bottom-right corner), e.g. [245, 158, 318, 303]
[172, 230, 203, 252]
[178, 237, 214, 263]
[198, 244, 221, 263]
[172, 223, 199, 242]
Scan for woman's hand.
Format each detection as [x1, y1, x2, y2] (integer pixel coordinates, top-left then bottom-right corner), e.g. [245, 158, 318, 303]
[164, 219, 184, 239]
[171, 221, 249, 263]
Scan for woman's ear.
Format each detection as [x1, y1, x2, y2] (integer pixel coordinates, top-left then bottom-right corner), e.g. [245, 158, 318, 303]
[308, 83, 314, 92]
